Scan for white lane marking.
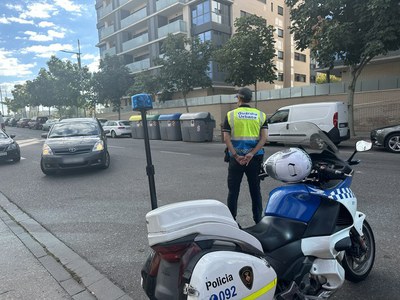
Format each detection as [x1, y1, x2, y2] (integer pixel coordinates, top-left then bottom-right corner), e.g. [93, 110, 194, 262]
[18, 140, 42, 147]
[160, 151, 191, 156]
[108, 145, 125, 149]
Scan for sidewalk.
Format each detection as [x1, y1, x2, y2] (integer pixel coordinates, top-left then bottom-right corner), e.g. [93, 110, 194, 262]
[0, 193, 133, 300]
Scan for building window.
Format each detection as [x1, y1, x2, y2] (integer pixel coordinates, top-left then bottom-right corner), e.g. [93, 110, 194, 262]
[278, 73, 284, 81]
[258, 0, 267, 3]
[197, 31, 212, 42]
[295, 73, 307, 82]
[192, 0, 211, 26]
[277, 51, 284, 59]
[277, 28, 283, 38]
[294, 52, 307, 62]
[240, 10, 251, 17]
[271, 3, 273, 12]
[211, 1, 230, 25]
[278, 6, 283, 16]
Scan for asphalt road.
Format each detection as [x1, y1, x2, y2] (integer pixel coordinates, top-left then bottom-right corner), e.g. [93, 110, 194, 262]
[0, 126, 399, 300]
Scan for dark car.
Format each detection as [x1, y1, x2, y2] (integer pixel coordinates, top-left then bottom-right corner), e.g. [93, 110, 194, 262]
[16, 118, 31, 128]
[370, 124, 400, 153]
[0, 129, 21, 163]
[8, 117, 19, 127]
[28, 116, 48, 130]
[40, 118, 110, 175]
[42, 119, 59, 131]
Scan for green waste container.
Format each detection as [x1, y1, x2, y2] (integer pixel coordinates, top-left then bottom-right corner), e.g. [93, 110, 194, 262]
[179, 112, 216, 142]
[158, 113, 182, 141]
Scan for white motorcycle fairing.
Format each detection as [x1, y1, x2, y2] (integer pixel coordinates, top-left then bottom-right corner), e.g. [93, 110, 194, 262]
[186, 251, 277, 300]
[146, 199, 263, 251]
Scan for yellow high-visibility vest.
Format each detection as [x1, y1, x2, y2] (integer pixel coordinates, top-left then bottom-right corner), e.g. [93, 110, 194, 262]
[227, 107, 266, 155]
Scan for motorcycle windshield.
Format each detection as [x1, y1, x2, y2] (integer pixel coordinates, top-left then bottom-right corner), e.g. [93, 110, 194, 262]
[276, 122, 339, 154]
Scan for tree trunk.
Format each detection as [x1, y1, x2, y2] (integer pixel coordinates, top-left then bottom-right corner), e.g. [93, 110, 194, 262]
[183, 92, 189, 113]
[254, 82, 258, 108]
[347, 66, 360, 138]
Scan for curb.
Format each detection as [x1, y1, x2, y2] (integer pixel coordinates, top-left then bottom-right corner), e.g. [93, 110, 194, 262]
[0, 192, 133, 300]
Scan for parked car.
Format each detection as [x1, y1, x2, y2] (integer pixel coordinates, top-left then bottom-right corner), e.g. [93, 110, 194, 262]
[102, 120, 132, 138]
[97, 118, 108, 126]
[8, 117, 19, 127]
[42, 119, 59, 131]
[0, 129, 21, 163]
[40, 118, 110, 175]
[16, 118, 31, 128]
[370, 124, 400, 153]
[28, 116, 48, 130]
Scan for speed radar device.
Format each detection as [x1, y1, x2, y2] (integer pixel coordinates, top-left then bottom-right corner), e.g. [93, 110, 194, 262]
[132, 93, 153, 111]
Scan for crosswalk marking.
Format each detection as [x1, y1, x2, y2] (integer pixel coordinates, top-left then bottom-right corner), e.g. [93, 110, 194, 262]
[16, 138, 42, 147]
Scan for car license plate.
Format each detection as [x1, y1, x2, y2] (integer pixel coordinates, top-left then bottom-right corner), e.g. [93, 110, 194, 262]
[0, 152, 7, 156]
[63, 157, 84, 164]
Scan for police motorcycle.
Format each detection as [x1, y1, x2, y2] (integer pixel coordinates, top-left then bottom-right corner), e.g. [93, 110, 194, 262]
[141, 122, 375, 300]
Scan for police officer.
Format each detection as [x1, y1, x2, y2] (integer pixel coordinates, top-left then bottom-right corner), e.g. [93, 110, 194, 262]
[222, 87, 268, 224]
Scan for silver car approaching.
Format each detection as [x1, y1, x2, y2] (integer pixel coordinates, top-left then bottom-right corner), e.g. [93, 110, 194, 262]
[370, 124, 400, 153]
[102, 120, 132, 138]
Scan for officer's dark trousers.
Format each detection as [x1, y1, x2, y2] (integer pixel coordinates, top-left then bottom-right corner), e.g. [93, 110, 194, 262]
[227, 155, 263, 224]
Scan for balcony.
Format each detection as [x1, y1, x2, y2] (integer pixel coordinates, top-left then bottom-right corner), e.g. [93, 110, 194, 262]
[99, 4, 113, 18]
[122, 33, 149, 52]
[156, 0, 186, 12]
[119, 0, 130, 6]
[102, 47, 116, 57]
[158, 20, 187, 39]
[99, 25, 114, 40]
[126, 58, 151, 73]
[121, 7, 147, 29]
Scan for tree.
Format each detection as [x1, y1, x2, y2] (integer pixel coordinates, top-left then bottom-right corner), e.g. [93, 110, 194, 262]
[92, 55, 132, 119]
[127, 71, 161, 101]
[46, 56, 82, 117]
[11, 83, 31, 114]
[157, 34, 213, 112]
[214, 15, 276, 107]
[316, 73, 341, 84]
[285, 0, 400, 136]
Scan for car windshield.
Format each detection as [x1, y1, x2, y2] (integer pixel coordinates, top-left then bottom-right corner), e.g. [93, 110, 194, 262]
[119, 121, 130, 126]
[278, 121, 339, 153]
[0, 131, 8, 139]
[48, 122, 99, 138]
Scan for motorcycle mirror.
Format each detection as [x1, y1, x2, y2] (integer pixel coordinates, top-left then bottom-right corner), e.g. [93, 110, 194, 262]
[356, 140, 373, 152]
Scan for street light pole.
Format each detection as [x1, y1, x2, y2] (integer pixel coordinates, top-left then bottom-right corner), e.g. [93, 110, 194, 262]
[61, 39, 81, 69]
[61, 40, 82, 117]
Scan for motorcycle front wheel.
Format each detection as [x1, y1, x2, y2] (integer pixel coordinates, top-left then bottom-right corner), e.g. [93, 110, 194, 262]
[342, 220, 375, 282]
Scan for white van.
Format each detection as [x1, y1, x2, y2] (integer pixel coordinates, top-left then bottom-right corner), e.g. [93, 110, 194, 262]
[267, 102, 350, 144]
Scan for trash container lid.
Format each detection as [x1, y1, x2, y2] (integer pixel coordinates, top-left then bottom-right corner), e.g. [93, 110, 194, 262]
[158, 113, 182, 121]
[179, 112, 213, 120]
[129, 115, 142, 121]
[147, 114, 160, 121]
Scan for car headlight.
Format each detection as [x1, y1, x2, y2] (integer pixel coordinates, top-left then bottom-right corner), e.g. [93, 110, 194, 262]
[6, 143, 17, 151]
[42, 144, 54, 155]
[92, 140, 104, 152]
[376, 129, 383, 134]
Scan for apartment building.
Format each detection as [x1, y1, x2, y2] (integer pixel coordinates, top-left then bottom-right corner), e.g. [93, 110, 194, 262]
[95, 0, 310, 96]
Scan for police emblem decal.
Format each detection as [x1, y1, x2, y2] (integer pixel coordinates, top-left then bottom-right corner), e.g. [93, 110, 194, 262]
[239, 266, 253, 290]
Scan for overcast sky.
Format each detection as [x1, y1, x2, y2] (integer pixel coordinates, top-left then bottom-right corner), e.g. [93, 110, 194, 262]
[0, 0, 99, 101]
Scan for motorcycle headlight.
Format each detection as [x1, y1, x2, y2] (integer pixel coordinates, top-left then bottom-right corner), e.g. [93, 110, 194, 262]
[42, 144, 54, 155]
[6, 143, 17, 151]
[92, 140, 104, 152]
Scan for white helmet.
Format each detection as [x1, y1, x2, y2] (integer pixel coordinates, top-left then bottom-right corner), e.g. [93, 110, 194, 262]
[264, 148, 312, 183]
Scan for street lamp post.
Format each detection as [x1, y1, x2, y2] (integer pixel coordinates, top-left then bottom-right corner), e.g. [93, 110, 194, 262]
[61, 40, 82, 117]
[61, 39, 81, 69]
